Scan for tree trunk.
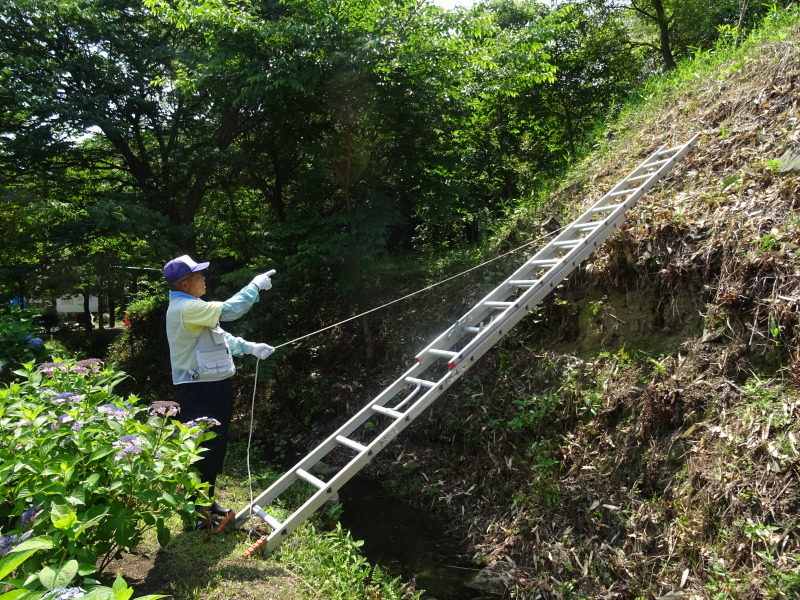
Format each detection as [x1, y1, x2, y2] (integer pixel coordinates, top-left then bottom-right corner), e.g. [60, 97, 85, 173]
[82, 291, 92, 332]
[98, 294, 105, 330]
[108, 296, 116, 328]
[651, 0, 676, 70]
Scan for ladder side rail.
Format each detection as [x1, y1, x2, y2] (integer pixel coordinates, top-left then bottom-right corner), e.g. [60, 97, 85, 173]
[576, 143, 669, 213]
[422, 241, 576, 351]
[420, 135, 700, 361]
[569, 141, 693, 229]
[454, 201, 649, 362]
[235, 360, 441, 526]
[249, 133, 702, 552]
[421, 146, 677, 349]
[263, 380, 453, 553]
[447, 135, 701, 369]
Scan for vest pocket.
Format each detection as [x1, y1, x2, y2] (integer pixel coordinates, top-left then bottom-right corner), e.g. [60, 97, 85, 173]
[195, 346, 235, 378]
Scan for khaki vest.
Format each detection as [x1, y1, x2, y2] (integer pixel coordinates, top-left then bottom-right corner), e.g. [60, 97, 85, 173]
[166, 296, 235, 384]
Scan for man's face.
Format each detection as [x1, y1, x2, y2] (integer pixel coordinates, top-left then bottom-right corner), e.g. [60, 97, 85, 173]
[182, 271, 206, 298]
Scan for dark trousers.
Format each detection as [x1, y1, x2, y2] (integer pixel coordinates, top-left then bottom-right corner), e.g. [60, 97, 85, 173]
[175, 379, 234, 485]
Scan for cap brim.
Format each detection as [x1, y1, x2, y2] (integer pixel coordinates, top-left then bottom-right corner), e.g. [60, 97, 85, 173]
[192, 262, 210, 272]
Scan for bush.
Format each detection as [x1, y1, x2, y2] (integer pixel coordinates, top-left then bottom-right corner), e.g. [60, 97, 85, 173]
[0, 359, 216, 591]
[0, 307, 50, 383]
[107, 291, 171, 402]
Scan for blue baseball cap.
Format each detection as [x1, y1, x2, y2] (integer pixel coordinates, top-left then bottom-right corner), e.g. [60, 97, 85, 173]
[163, 255, 210, 283]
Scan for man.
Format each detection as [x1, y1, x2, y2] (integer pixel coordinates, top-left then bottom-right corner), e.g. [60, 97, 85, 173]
[163, 254, 276, 526]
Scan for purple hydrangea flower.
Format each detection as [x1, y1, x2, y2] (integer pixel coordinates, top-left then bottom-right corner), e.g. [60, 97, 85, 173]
[71, 366, 89, 374]
[98, 404, 126, 420]
[24, 336, 44, 349]
[112, 435, 141, 448]
[0, 534, 17, 556]
[0, 531, 33, 556]
[187, 417, 222, 428]
[148, 400, 180, 417]
[115, 445, 144, 460]
[47, 587, 86, 599]
[51, 414, 74, 430]
[74, 358, 103, 373]
[20, 504, 43, 529]
[36, 362, 68, 376]
[53, 392, 82, 404]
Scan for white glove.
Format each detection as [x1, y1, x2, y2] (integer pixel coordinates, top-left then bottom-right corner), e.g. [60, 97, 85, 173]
[250, 269, 276, 291]
[250, 343, 275, 360]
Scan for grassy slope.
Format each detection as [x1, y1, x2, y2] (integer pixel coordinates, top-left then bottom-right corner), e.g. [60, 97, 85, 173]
[363, 7, 800, 599]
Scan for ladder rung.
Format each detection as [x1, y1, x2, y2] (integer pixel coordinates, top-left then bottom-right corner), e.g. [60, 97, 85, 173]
[643, 157, 671, 168]
[428, 348, 458, 358]
[607, 188, 635, 198]
[573, 223, 599, 232]
[405, 376, 438, 388]
[529, 259, 559, 266]
[589, 203, 623, 214]
[509, 279, 539, 287]
[553, 240, 580, 248]
[463, 326, 482, 333]
[253, 507, 283, 531]
[627, 174, 651, 182]
[336, 435, 367, 453]
[371, 404, 405, 419]
[484, 301, 513, 309]
[296, 468, 328, 490]
[656, 146, 681, 157]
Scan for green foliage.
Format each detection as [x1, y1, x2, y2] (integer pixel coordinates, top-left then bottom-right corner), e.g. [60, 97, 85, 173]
[508, 392, 562, 434]
[0, 307, 50, 383]
[277, 523, 422, 600]
[0, 359, 212, 587]
[0, 536, 165, 600]
[107, 287, 169, 400]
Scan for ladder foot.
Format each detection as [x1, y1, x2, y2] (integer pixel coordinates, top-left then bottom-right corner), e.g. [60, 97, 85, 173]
[243, 535, 268, 558]
[214, 511, 235, 533]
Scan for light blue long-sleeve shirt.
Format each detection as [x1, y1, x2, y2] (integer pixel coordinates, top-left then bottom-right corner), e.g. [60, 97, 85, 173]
[168, 282, 260, 356]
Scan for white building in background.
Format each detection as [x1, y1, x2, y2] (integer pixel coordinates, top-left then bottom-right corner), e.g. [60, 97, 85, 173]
[56, 295, 98, 313]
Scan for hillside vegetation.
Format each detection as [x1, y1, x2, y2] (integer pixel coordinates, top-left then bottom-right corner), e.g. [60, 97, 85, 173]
[356, 7, 800, 599]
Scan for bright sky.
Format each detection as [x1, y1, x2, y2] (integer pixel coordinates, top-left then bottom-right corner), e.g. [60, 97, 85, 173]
[430, 0, 552, 10]
[429, 0, 476, 9]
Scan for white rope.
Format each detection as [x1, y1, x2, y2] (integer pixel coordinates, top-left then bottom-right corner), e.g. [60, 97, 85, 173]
[273, 229, 560, 349]
[243, 226, 562, 526]
[246, 357, 260, 539]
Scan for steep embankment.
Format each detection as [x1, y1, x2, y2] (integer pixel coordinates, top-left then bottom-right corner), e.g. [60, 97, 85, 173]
[365, 13, 800, 600]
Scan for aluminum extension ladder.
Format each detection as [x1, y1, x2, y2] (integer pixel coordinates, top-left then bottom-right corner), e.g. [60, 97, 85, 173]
[236, 133, 701, 556]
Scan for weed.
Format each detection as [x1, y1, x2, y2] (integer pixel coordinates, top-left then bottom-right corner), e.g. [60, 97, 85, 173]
[578, 390, 603, 418]
[750, 230, 779, 252]
[278, 523, 422, 600]
[508, 392, 562, 434]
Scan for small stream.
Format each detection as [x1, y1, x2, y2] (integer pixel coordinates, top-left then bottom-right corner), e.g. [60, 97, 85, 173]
[337, 477, 497, 600]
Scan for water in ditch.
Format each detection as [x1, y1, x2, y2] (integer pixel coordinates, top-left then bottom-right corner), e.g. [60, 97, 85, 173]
[337, 477, 499, 600]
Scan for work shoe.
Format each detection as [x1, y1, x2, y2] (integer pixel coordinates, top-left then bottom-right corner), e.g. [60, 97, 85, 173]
[210, 502, 232, 517]
[184, 513, 210, 532]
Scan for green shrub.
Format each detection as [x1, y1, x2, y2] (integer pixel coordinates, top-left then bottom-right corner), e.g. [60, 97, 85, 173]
[0, 359, 214, 590]
[0, 535, 166, 600]
[0, 307, 51, 383]
[107, 291, 171, 401]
